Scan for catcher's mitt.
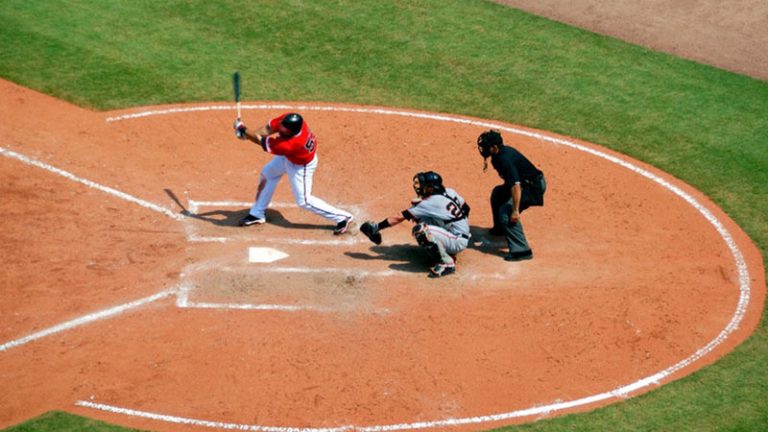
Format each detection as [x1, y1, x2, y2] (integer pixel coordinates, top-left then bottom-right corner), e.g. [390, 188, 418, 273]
[360, 221, 382, 245]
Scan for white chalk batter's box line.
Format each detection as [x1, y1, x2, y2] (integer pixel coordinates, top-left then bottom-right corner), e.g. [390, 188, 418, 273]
[174, 282, 391, 315]
[198, 263, 514, 280]
[0, 102, 754, 431]
[185, 199, 365, 245]
[174, 260, 515, 315]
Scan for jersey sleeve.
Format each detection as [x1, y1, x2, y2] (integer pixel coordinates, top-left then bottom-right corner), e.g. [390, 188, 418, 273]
[268, 113, 288, 132]
[406, 201, 434, 221]
[264, 135, 291, 156]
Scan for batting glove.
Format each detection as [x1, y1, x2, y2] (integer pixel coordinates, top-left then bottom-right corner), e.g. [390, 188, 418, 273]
[233, 120, 247, 139]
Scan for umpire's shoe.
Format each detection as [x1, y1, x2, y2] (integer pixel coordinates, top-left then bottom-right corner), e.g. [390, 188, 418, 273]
[333, 216, 354, 235]
[239, 214, 266, 227]
[504, 250, 533, 262]
[428, 263, 456, 278]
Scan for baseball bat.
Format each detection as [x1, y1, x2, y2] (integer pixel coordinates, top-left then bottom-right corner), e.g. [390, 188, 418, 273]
[232, 71, 242, 120]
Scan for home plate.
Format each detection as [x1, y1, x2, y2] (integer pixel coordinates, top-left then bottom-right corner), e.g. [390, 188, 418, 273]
[248, 247, 289, 263]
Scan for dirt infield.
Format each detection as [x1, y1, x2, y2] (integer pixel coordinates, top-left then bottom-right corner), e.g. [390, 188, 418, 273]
[0, 79, 764, 431]
[497, 0, 768, 81]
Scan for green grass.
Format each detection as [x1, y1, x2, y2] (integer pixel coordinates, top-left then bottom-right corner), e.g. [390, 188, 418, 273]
[1, 0, 766, 431]
[3, 411, 146, 432]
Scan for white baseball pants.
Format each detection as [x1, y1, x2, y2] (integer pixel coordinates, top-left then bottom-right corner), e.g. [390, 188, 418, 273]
[249, 155, 352, 223]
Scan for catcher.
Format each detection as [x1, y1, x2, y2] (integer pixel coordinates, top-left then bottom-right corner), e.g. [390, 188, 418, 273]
[360, 171, 471, 278]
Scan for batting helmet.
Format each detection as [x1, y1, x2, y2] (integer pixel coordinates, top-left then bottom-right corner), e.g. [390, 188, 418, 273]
[413, 171, 445, 197]
[280, 113, 303, 136]
[477, 129, 503, 157]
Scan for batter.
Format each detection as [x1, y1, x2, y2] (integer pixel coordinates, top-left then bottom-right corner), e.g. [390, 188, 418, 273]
[234, 112, 353, 234]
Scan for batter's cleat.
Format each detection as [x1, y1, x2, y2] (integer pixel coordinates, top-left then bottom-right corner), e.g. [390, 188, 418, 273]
[504, 250, 533, 262]
[333, 216, 353, 235]
[428, 263, 456, 278]
[239, 214, 265, 226]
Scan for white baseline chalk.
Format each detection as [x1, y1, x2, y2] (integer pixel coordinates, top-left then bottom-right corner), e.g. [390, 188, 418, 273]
[0, 147, 184, 221]
[0, 289, 176, 352]
[76, 400, 353, 432]
[180, 302, 322, 313]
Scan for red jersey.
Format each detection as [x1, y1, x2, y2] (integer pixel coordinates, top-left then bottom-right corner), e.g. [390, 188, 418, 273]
[265, 113, 317, 165]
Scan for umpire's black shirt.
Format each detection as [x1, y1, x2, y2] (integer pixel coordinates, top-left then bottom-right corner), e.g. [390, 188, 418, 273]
[491, 145, 542, 187]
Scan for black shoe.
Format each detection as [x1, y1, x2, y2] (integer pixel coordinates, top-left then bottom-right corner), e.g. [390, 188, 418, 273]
[239, 214, 265, 226]
[504, 251, 533, 262]
[333, 216, 353, 235]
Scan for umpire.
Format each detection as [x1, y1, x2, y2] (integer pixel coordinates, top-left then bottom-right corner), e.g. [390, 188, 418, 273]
[477, 130, 546, 261]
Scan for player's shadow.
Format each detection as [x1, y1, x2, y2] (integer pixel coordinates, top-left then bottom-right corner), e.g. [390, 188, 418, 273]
[344, 244, 431, 274]
[181, 207, 246, 227]
[187, 208, 332, 230]
[467, 225, 508, 257]
[162, 188, 244, 227]
[163, 188, 331, 230]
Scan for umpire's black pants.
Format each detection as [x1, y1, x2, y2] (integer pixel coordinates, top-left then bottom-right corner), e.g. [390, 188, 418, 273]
[490, 174, 546, 256]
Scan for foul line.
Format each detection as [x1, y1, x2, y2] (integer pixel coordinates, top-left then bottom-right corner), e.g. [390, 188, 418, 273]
[0, 147, 184, 221]
[0, 289, 176, 352]
[80, 103, 757, 431]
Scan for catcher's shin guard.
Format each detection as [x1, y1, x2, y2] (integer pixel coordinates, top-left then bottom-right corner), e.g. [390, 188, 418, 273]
[412, 223, 441, 266]
[423, 242, 443, 266]
[412, 223, 430, 246]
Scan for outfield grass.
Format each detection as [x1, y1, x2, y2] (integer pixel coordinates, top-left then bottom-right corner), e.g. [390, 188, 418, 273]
[1, 0, 766, 431]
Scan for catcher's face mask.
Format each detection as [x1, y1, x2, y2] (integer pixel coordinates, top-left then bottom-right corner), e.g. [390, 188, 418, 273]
[413, 177, 423, 197]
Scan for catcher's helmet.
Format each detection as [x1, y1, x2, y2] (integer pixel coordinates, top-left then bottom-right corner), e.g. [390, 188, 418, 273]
[413, 171, 445, 197]
[280, 113, 304, 136]
[477, 129, 503, 157]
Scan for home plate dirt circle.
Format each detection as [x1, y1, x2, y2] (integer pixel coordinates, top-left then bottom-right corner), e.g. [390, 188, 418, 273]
[0, 88, 764, 432]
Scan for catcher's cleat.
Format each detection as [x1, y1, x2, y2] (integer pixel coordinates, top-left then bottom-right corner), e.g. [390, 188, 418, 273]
[428, 263, 456, 278]
[239, 214, 266, 226]
[333, 216, 354, 235]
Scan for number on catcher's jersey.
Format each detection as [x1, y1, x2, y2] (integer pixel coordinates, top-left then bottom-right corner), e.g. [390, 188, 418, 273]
[407, 188, 470, 237]
[446, 201, 462, 218]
